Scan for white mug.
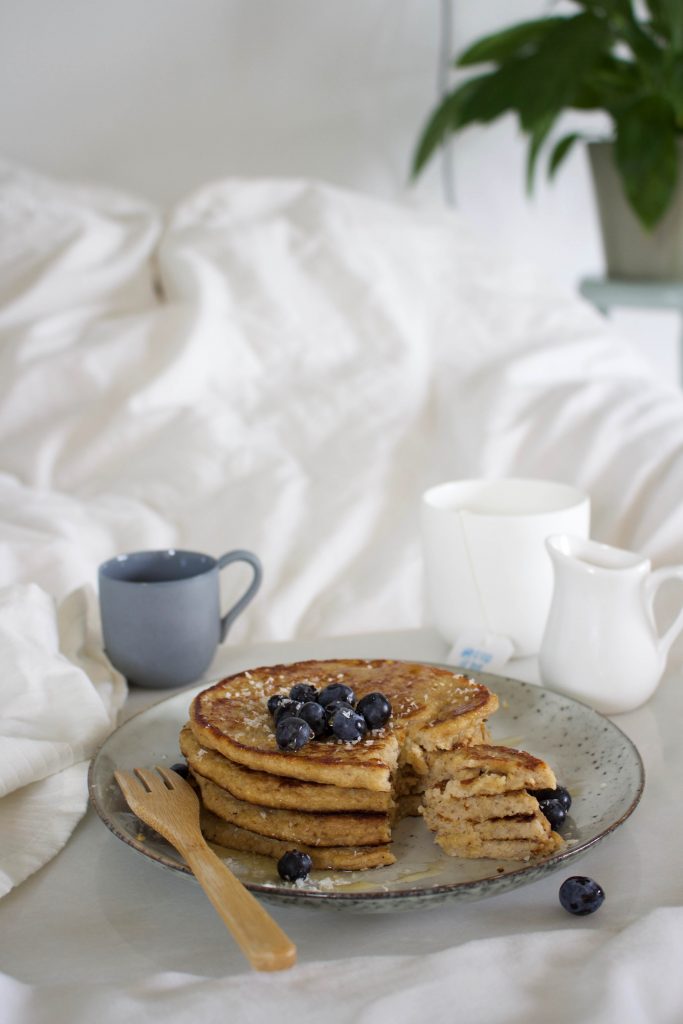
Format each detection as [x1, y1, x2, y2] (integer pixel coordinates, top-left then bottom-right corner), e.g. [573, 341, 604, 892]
[421, 478, 590, 657]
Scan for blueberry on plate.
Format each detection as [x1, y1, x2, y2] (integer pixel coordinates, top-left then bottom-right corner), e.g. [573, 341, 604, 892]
[289, 682, 318, 703]
[169, 761, 190, 779]
[559, 876, 605, 915]
[318, 682, 355, 708]
[298, 701, 328, 738]
[530, 785, 572, 811]
[356, 692, 392, 730]
[273, 699, 304, 724]
[331, 706, 367, 743]
[275, 716, 314, 751]
[537, 796, 567, 831]
[277, 849, 313, 882]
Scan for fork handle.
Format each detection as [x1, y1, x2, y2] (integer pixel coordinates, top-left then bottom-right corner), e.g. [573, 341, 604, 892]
[180, 839, 297, 971]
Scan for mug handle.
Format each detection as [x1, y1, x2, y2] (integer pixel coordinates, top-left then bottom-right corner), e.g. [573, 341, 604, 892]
[644, 566, 683, 657]
[217, 550, 263, 642]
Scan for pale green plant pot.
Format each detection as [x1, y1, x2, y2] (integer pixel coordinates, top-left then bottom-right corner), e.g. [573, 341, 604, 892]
[589, 140, 683, 282]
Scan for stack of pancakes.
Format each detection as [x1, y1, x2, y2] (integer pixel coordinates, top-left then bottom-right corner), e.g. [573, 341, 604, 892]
[181, 658, 563, 868]
[420, 745, 564, 859]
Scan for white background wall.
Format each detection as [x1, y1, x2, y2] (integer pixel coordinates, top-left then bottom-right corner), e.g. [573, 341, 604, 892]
[0, 0, 679, 381]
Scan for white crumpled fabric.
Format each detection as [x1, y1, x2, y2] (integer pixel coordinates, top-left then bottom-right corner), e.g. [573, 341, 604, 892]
[0, 583, 125, 895]
[1, 908, 682, 1022]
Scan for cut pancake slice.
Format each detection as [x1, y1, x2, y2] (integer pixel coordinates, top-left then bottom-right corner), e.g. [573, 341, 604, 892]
[201, 811, 396, 870]
[424, 744, 558, 796]
[195, 774, 392, 847]
[420, 745, 564, 861]
[180, 724, 394, 813]
[189, 659, 497, 792]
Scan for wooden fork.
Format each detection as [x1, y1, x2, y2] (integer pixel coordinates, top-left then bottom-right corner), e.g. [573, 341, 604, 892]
[114, 765, 297, 971]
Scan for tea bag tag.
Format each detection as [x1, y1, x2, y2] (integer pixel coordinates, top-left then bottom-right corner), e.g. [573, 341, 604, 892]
[446, 632, 515, 673]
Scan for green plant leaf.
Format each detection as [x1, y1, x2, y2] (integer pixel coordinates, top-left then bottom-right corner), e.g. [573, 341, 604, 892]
[645, 0, 683, 50]
[548, 133, 583, 179]
[526, 113, 557, 192]
[614, 96, 679, 227]
[411, 75, 491, 178]
[460, 13, 610, 132]
[456, 17, 565, 67]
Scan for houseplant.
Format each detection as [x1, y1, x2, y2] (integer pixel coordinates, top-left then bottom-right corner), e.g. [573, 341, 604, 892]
[412, 1, 683, 279]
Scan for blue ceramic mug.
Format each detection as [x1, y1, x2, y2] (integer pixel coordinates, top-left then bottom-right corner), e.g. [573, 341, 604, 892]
[98, 548, 262, 688]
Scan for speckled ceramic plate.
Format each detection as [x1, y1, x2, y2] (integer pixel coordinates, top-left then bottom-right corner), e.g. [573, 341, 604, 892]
[88, 665, 644, 913]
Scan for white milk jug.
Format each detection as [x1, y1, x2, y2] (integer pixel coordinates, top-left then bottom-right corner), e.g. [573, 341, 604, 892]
[540, 534, 683, 714]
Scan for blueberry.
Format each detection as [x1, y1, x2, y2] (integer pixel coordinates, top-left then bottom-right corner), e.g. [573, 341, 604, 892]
[289, 683, 319, 703]
[299, 701, 328, 738]
[267, 693, 288, 716]
[277, 849, 313, 882]
[273, 699, 304, 724]
[537, 797, 567, 831]
[324, 699, 353, 723]
[356, 692, 392, 730]
[559, 876, 605, 915]
[331, 706, 367, 743]
[169, 761, 189, 779]
[530, 785, 572, 811]
[275, 716, 314, 751]
[318, 682, 355, 708]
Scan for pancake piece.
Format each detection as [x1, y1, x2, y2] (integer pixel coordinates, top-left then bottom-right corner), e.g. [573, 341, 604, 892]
[424, 744, 558, 796]
[189, 659, 498, 792]
[180, 723, 393, 813]
[420, 745, 564, 861]
[201, 812, 396, 869]
[195, 774, 392, 847]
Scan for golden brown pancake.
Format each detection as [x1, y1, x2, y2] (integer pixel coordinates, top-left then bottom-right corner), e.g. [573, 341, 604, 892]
[195, 774, 392, 847]
[180, 723, 393, 813]
[189, 659, 498, 792]
[424, 744, 558, 796]
[201, 811, 396, 869]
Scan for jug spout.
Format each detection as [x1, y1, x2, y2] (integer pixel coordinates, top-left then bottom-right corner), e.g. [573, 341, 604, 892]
[545, 534, 650, 576]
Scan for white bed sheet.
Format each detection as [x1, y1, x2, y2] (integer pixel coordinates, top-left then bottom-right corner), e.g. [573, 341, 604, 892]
[2, 159, 683, 644]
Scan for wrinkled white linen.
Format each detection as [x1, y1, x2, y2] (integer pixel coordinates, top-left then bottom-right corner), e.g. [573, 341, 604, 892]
[1, 907, 683, 1023]
[0, 583, 125, 894]
[2, 161, 683, 647]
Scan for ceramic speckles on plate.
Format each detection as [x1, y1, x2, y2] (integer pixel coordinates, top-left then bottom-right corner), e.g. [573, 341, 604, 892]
[88, 665, 644, 913]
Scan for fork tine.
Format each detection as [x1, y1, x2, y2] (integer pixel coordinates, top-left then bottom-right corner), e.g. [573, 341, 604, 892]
[155, 765, 178, 788]
[114, 769, 137, 797]
[133, 767, 159, 792]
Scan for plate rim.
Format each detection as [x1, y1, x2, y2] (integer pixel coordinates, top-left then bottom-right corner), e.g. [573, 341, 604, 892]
[88, 660, 646, 906]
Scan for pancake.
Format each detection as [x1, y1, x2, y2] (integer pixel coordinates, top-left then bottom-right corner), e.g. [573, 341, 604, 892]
[180, 723, 393, 813]
[424, 744, 558, 796]
[201, 811, 396, 870]
[195, 774, 393, 847]
[189, 659, 498, 792]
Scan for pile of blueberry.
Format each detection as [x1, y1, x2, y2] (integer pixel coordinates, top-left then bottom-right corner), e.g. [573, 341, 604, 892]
[267, 680, 392, 751]
[528, 783, 572, 831]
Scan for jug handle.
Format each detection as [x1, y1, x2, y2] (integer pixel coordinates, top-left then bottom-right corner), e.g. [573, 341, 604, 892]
[644, 566, 683, 657]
